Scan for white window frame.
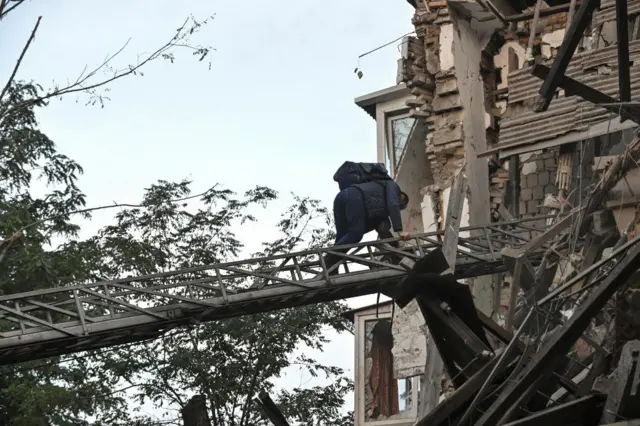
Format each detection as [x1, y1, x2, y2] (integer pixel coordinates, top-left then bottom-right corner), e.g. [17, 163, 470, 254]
[375, 96, 415, 178]
[386, 112, 415, 176]
[354, 310, 420, 426]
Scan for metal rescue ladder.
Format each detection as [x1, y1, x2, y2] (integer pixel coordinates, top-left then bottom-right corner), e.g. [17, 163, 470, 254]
[0, 216, 551, 365]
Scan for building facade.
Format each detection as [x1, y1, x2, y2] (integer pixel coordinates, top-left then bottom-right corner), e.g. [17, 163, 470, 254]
[349, 0, 640, 424]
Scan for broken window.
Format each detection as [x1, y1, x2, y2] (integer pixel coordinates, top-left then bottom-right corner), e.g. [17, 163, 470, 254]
[365, 88, 417, 178]
[361, 317, 415, 423]
[388, 117, 415, 170]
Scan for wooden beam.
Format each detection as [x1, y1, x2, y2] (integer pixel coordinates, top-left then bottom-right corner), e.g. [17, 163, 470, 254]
[255, 391, 290, 426]
[420, 173, 468, 414]
[508, 155, 521, 217]
[616, 0, 631, 118]
[535, 0, 601, 112]
[504, 211, 576, 257]
[443, 173, 468, 272]
[531, 64, 640, 123]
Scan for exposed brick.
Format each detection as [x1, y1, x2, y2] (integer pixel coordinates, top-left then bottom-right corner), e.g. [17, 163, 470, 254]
[538, 171, 550, 186]
[521, 188, 533, 201]
[533, 185, 544, 200]
[520, 201, 527, 214]
[526, 173, 538, 188]
[544, 158, 556, 168]
[536, 160, 544, 170]
[527, 200, 538, 213]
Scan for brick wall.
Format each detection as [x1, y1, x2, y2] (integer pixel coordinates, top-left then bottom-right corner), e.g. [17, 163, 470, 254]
[519, 148, 559, 217]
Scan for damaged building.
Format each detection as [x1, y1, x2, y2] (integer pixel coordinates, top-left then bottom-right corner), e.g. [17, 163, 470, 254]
[4, 2, 640, 425]
[350, 0, 640, 424]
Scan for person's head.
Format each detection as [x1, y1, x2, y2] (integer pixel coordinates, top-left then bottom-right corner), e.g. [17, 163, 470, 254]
[400, 191, 409, 210]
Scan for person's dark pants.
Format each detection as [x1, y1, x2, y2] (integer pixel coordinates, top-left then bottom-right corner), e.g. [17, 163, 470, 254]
[375, 219, 402, 265]
[334, 187, 367, 246]
[323, 188, 366, 274]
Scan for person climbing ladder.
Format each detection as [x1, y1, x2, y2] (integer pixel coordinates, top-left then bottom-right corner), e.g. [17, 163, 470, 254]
[323, 161, 410, 273]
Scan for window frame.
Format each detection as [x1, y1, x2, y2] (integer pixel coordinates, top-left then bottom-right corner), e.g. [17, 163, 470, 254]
[354, 310, 420, 426]
[374, 96, 415, 178]
[386, 112, 416, 175]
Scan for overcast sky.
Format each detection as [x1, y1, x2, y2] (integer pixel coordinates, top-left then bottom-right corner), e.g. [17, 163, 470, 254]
[0, 0, 414, 418]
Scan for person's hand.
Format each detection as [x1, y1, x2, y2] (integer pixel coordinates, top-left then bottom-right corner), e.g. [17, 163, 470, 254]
[399, 231, 411, 240]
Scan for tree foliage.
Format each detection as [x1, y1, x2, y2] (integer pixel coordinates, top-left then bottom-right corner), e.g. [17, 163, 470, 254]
[0, 126, 354, 423]
[0, 5, 353, 424]
[75, 181, 353, 425]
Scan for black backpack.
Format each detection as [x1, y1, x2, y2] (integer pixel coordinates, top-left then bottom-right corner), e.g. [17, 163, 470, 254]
[333, 161, 392, 189]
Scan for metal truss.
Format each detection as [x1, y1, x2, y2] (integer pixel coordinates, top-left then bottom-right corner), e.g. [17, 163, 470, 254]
[0, 216, 550, 365]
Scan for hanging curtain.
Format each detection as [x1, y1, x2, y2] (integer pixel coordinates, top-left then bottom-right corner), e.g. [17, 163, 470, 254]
[368, 319, 399, 419]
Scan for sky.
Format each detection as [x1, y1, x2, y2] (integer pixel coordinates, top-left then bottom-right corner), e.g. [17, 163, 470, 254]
[1, 0, 415, 419]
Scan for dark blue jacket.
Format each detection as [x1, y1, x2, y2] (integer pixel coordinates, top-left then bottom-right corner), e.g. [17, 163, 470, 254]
[351, 181, 403, 232]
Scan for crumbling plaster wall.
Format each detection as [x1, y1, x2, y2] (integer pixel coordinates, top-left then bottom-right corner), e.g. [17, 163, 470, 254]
[451, 15, 493, 227]
[392, 299, 428, 379]
[395, 0, 597, 415]
[400, 1, 511, 318]
[388, 1, 640, 419]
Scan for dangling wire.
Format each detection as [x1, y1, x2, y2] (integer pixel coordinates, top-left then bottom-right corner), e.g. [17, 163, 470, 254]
[354, 30, 416, 79]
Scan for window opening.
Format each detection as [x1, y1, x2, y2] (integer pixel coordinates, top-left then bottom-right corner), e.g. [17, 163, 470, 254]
[363, 318, 413, 422]
[383, 111, 415, 176]
[390, 117, 415, 169]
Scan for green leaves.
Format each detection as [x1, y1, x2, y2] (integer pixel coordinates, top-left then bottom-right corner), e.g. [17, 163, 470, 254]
[76, 182, 351, 425]
[1, 75, 350, 426]
[0, 133, 352, 424]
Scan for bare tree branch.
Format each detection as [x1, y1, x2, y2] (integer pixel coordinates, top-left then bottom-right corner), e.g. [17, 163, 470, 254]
[15, 186, 216, 235]
[0, 14, 214, 122]
[0, 0, 25, 19]
[0, 16, 41, 104]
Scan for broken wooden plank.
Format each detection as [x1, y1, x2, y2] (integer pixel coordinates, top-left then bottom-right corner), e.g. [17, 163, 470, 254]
[442, 173, 468, 272]
[535, 0, 600, 111]
[531, 64, 640, 122]
[617, 0, 632, 116]
[420, 172, 468, 415]
[255, 391, 290, 426]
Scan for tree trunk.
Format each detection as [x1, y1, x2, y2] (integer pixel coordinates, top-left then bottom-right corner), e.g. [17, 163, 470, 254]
[182, 395, 212, 426]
